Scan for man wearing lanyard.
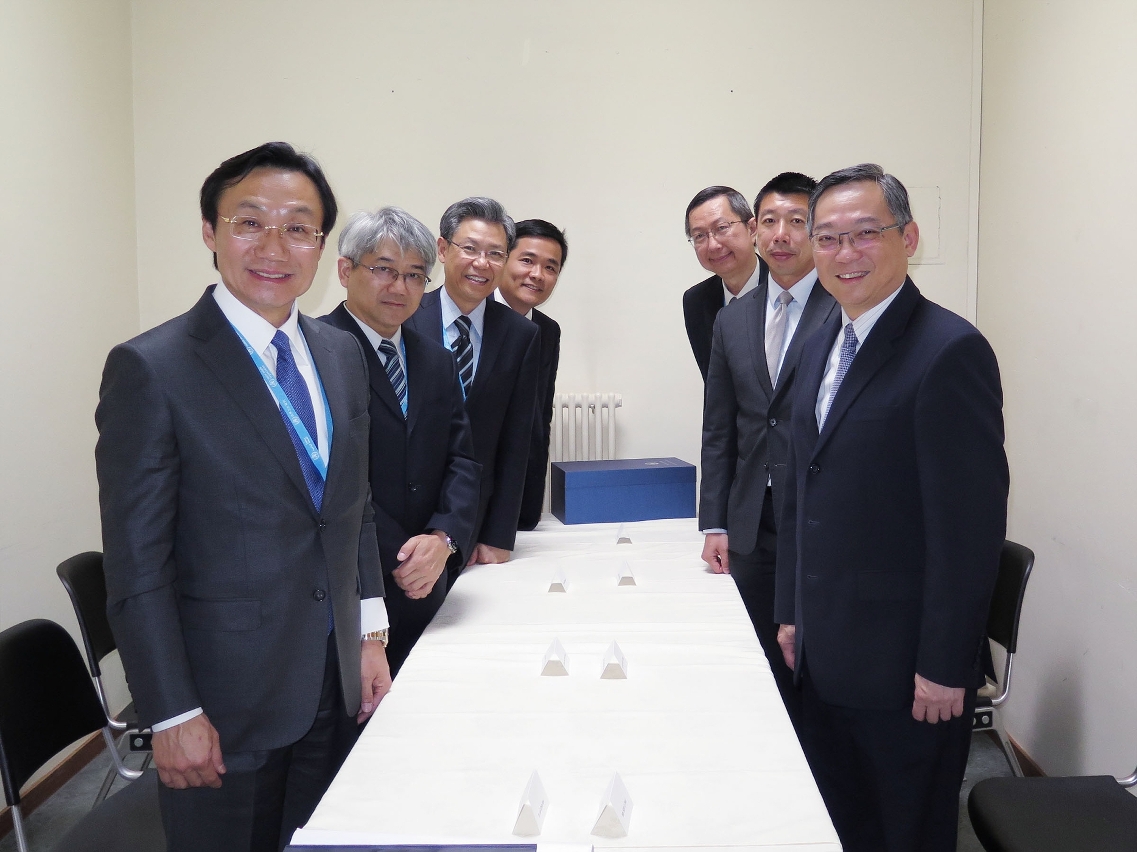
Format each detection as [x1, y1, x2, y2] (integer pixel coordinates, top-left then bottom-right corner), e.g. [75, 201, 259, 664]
[96, 142, 390, 852]
[405, 197, 539, 579]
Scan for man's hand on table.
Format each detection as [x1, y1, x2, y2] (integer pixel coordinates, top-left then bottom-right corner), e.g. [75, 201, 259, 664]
[393, 531, 450, 599]
[777, 624, 796, 670]
[359, 639, 393, 723]
[467, 543, 510, 566]
[701, 533, 730, 573]
[154, 713, 225, 789]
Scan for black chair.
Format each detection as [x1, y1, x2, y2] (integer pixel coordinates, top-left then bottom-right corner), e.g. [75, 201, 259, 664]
[0, 618, 164, 852]
[57, 552, 150, 800]
[972, 539, 1034, 776]
[968, 761, 1137, 850]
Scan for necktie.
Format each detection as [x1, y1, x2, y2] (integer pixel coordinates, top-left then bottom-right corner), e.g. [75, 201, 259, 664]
[821, 323, 858, 429]
[271, 330, 323, 510]
[765, 290, 794, 385]
[450, 315, 474, 396]
[378, 339, 408, 418]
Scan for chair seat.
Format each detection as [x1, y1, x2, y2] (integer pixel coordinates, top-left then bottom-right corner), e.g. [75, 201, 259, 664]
[50, 769, 165, 852]
[969, 774, 1137, 852]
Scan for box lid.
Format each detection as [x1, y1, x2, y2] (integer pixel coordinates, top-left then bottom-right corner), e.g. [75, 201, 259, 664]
[553, 457, 695, 488]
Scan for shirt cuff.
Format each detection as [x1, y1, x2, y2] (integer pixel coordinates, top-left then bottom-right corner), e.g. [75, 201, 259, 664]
[701, 528, 728, 535]
[361, 596, 389, 635]
[152, 707, 203, 732]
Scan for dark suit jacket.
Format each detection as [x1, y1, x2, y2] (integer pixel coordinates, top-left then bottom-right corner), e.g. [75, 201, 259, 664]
[517, 307, 560, 531]
[774, 279, 1008, 710]
[96, 287, 382, 753]
[683, 256, 770, 381]
[320, 304, 480, 575]
[699, 279, 837, 555]
[405, 288, 539, 553]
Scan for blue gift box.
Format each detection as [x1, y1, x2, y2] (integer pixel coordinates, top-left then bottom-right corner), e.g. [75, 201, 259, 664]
[550, 457, 696, 524]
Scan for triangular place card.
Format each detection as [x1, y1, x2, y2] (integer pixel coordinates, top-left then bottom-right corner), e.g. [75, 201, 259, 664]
[591, 772, 633, 838]
[615, 524, 633, 545]
[600, 641, 628, 679]
[548, 569, 569, 593]
[616, 561, 636, 586]
[512, 770, 549, 836]
[541, 638, 569, 676]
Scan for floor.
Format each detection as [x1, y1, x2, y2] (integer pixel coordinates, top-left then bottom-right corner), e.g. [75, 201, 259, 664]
[2, 731, 1014, 850]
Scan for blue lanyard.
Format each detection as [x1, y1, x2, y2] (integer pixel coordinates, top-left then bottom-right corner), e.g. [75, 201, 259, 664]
[230, 324, 333, 479]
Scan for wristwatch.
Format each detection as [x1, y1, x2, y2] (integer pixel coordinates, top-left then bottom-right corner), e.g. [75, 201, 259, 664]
[439, 531, 459, 556]
[363, 628, 389, 647]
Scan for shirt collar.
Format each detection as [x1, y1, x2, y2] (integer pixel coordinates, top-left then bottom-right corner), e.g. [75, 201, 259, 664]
[213, 281, 307, 365]
[344, 304, 402, 353]
[724, 256, 763, 305]
[842, 281, 905, 346]
[440, 286, 487, 338]
[493, 288, 533, 320]
[767, 268, 818, 309]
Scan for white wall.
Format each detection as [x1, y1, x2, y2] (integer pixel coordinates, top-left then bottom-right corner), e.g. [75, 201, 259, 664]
[130, 0, 982, 472]
[978, 0, 1137, 777]
[0, 0, 137, 651]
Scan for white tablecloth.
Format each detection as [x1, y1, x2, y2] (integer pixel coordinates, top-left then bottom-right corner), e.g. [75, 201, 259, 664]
[298, 517, 840, 851]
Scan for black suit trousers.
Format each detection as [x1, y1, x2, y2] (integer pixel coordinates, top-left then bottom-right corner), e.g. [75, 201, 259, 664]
[157, 632, 359, 852]
[384, 574, 448, 677]
[728, 486, 801, 732]
[800, 662, 975, 852]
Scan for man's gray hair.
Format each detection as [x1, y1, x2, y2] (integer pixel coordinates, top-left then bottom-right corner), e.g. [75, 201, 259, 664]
[807, 163, 914, 234]
[438, 196, 516, 250]
[684, 186, 754, 238]
[338, 206, 437, 278]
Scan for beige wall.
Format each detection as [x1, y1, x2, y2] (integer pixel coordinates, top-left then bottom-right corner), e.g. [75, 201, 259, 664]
[979, 0, 1137, 777]
[130, 0, 982, 472]
[0, 0, 137, 659]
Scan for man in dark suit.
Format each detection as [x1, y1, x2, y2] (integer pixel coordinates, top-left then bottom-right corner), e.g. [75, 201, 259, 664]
[700, 172, 836, 730]
[774, 164, 1008, 851]
[96, 143, 392, 852]
[682, 185, 770, 381]
[494, 218, 567, 531]
[405, 197, 539, 575]
[322, 206, 480, 676]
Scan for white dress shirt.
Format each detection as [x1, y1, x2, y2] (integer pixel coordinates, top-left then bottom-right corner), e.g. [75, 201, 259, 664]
[152, 285, 389, 733]
[815, 284, 905, 429]
[493, 288, 532, 320]
[440, 287, 487, 375]
[345, 307, 407, 376]
[766, 269, 818, 380]
[722, 255, 764, 305]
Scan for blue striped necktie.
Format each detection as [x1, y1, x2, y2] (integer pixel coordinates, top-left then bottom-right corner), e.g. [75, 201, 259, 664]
[821, 322, 858, 429]
[451, 315, 474, 396]
[271, 330, 323, 510]
[378, 339, 407, 418]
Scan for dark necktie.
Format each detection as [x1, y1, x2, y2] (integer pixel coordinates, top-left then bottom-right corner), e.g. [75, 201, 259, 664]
[765, 290, 794, 385]
[378, 339, 407, 418]
[271, 330, 323, 510]
[821, 322, 858, 429]
[450, 315, 474, 396]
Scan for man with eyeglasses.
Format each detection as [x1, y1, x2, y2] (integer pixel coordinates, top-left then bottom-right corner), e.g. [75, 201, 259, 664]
[321, 206, 480, 676]
[405, 197, 539, 580]
[682, 186, 770, 382]
[699, 173, 837, 732]
[96, 142, 391, 851]
[774, 164, 1008, 851]
[494, 218, 568, 531]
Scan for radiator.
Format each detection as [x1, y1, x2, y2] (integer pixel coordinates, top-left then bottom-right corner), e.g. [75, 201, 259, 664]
[544, 393, 622, 513]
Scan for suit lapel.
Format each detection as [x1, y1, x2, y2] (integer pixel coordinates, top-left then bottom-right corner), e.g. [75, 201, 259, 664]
[327, 304, 403, 421]
[812, 279, 920, 458]
[299, 314, 351, 510]
[745, 283, 774, 397]
[403, 328, 428, 434]
[190, 292, 314, 512]
[408, 288, 445, 346]
[773, 280, 838, 398]
[470, 300, 506, 401]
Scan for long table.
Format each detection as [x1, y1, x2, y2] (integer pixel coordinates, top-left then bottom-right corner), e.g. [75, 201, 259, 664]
[295, 517, 840, 851]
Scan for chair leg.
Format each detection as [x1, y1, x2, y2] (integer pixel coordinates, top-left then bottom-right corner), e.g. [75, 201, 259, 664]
[11, 802, 30, 852]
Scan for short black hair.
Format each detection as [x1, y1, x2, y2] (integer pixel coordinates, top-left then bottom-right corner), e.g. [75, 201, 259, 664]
[684, 186, 753, 238]
[200, 141, 338, 239]
[513, 218, 568, 268]
[753, 172, 817, 217]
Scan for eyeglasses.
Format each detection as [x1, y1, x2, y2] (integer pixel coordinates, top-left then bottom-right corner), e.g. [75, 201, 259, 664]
[688, 220, 742, 247]
[220, 215, 324, 249]
[810, 223, 903, 253]
[354, 262, 430, 287]
[446, 240, 508, 265]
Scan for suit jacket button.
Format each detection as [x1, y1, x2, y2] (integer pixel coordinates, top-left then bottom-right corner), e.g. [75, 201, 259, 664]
[408, 483, 419, 493]
[318, 519, 327, 530]
[808, 464, 820, 474]
[763, 462, 770, 471]
[312, 588, 326, 602]
[769, 418, 777, 427]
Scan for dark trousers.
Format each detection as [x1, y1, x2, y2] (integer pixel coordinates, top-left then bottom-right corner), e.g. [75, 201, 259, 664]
[800, 662, 975, 852]
[157, 632, 359, 852]
[729, 486, 802, 732]
[384, 571, 448, 677]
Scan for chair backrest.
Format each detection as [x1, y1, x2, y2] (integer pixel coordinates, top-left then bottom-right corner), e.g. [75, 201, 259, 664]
[57, 551, 116, 678]
[0, 619, 109, 808]
[987, 540, 1034, 654]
